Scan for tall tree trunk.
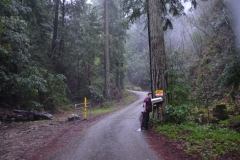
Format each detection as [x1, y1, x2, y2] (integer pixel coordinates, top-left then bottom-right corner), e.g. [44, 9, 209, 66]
[104, 0, 110, 100]
[59, 0, 65, 61]
[51, 0, 59, 63]
[147, 0, 168, 120]
[120, 62, 124, 89]
[119, 0, 124, 90]
[116, 62, 120, 89]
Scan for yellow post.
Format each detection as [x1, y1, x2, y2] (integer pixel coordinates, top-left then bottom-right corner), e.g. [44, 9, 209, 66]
[84, 97, 87, 120]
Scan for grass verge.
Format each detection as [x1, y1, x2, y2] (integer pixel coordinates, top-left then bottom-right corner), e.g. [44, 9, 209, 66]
[91, 90, 137, 115]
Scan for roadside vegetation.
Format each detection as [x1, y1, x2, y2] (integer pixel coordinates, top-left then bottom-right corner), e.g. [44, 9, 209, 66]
[149, 95, 240, 159]
[151, 121, 240, 159]
[90, 90, 136, 115]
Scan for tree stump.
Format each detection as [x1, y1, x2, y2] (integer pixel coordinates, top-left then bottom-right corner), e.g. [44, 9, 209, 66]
[213, 104, 228, 120]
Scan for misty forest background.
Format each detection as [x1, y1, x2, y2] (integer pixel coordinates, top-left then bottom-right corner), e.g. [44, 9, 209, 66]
[1, 0, 239, 119]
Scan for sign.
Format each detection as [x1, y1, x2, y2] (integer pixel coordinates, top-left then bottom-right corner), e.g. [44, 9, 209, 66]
[155, 90, 163, 97]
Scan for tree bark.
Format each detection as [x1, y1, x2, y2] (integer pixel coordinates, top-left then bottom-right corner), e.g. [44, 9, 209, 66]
[147, 0, 168, 120]
[120, 62, 124, 89]
[119, 0, 124, 90]
[104, 0, 110, 100]
[59, 0, 65, 61]
[116, 62, 120, 89]
[51, 0, 59, 63]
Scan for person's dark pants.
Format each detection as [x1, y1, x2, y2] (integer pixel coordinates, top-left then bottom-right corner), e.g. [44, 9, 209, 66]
[141, 111, 149, 130]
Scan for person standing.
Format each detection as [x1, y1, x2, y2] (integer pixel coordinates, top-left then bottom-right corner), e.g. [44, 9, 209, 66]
[141, 93, 152, 131]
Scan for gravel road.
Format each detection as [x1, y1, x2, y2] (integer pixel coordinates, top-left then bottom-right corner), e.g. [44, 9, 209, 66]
[49, 91, 163, 160]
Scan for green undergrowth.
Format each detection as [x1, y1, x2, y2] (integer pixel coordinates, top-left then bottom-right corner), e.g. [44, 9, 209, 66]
[218, 115, 240, 127]
[91, 90, 135, 115]
[124, 84, 142, 91]
[122, 90, 136, 104]
[155, 123, 240, 159]
[91, 107, 119, 114]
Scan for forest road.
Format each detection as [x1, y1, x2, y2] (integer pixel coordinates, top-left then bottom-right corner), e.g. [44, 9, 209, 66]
[49, 91, 163, 160]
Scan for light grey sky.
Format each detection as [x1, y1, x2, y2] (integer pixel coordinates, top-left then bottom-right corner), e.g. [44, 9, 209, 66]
[86, 0, 92, 4]
[65, 0, 92, 4]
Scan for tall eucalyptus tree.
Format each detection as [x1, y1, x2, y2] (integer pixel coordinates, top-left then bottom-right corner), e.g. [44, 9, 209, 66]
[92, 0, 128, 100]
[62, 1, 104, 101]
[123, 0, 196, 120]
[108, 0, 128, 90]
[104, 0, 110, 100]
[147, 0, 167, 119]
[59, 0, 65, 60]
[51, 0, 60, 64]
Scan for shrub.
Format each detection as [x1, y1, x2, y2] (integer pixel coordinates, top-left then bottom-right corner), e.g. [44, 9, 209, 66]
[164, 103, 192, 123]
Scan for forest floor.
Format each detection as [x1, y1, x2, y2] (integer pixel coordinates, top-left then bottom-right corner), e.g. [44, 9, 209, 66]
[0, 92, 231, 160]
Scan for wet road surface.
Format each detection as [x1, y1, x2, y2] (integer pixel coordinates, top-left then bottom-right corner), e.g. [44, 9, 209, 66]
[50, 91, 162, 160]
